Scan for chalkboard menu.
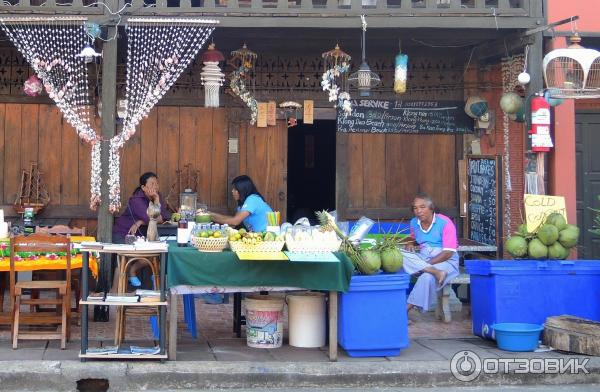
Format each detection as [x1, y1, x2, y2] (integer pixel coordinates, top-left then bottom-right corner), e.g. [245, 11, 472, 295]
[467, 155, 502, 248]
[337, 99, 474, 134]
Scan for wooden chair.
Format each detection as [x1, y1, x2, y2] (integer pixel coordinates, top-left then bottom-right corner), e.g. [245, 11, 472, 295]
[11, 233, 71, 349]
[32, 225, 86, 317]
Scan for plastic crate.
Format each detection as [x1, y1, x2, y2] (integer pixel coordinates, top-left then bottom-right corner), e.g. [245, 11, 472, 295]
[466, 260, 600, 339]
[338, 272, 410, 357]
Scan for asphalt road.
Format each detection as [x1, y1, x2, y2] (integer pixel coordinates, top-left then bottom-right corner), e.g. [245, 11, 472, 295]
[121, 386, 600, 392]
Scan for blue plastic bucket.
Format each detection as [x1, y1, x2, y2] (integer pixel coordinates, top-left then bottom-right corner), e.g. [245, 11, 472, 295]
[492, 323, 543, 352]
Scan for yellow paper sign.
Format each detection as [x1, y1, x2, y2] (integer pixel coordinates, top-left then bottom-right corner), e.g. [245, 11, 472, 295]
[267, 101, 277, 126]
[303, 100, 314, 124]
[257, 102, 268, 128]
[524, 194, 567, 232]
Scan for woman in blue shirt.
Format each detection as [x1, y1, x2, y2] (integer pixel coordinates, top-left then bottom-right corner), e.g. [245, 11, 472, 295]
[210, 175, 273, 232]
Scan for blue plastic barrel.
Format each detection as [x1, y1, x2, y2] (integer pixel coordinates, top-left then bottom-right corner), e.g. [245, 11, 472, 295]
[338, 272, 410, 357]
[466, 260, 600, 339]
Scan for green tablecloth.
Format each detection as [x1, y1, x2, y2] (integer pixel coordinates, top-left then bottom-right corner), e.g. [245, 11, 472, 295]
[167, 243, 354, 292]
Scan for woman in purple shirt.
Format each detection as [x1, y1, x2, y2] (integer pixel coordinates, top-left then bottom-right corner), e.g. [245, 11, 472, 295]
[113, 172, 170, 286]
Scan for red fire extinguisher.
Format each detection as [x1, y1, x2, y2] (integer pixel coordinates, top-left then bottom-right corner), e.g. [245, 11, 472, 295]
[530, 95, 553, 152]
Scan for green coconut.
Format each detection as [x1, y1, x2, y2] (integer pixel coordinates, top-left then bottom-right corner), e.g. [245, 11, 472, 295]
[536, 224, 559, 246]
[558, 224, 580, 249]
[359, 249, 382, 275]
[528, 238, 548, 259]
[517, 223, 530, 237]
[505, 235, 528, 258]
[380, 247, 403, 273]
[545, 212, 567, 231]
[548, 241, 570, 260]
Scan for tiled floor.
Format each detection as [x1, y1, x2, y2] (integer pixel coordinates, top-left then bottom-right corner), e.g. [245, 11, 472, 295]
[0, 295, 473, 360]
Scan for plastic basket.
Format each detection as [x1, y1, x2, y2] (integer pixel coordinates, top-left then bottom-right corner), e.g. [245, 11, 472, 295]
[191, 236, 229, 252]
[285, 239, 342, 252]
[229, 240, 285, 253]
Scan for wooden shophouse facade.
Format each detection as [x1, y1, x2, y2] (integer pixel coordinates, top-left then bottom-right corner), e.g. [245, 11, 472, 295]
[0, 0, 546, 246]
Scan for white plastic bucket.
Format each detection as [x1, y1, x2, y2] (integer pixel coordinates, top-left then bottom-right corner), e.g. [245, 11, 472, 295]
[287, 292, 326, 348]
[244, 295, 285, 348]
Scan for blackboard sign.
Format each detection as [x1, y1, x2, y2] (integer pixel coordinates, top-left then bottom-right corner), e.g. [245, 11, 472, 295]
[337, 99, 474, 134]
[467, 155, 502, 248]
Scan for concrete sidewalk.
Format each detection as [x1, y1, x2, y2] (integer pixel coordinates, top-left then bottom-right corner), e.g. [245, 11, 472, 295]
[0, 300, 597, 391]
[0, 336, 598, 391]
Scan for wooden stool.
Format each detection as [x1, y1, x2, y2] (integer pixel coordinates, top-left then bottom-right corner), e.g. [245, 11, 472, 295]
[114, 253, 160, 346]
[435, 273, 470, 323]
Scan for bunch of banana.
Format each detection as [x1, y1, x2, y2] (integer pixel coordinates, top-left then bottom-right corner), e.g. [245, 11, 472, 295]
[241, 232, 263, 245]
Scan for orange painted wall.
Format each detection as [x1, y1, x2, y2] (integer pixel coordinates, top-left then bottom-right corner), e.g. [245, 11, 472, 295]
[547, 38, 578, 227]
[548, 0, 600, 33]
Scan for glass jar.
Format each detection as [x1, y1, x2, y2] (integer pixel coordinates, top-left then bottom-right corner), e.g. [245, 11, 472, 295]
[180, 189, 197, 220]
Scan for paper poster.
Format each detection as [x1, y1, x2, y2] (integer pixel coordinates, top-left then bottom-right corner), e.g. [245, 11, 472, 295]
[303, 100, 314, 124]
[257, 103, 268, 128]
[524, 194, 567, 232]
[267, 101, 277, 126]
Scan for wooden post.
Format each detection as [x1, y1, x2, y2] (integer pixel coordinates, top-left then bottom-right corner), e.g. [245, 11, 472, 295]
[97, 6, 118, 287]
[97, 16, 118, 244]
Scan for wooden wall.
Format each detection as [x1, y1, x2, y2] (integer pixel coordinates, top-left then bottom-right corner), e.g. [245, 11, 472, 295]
[0, 103, 92, 212]
[120, 107, 229, 212]
[0, 104, 231, 226]
[338, 133, 458, 220]
[1, 102, 460, 230]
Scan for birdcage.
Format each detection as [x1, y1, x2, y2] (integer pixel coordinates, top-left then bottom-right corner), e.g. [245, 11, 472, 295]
[543, 34, 600, 99]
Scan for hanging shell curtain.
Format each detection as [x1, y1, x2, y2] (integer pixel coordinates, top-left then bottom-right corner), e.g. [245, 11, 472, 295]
[109, 17, 218, 212]
[0, 17, 103, 209]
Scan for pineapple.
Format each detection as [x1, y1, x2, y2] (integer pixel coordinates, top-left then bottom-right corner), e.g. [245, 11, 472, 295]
[316, 210, 371, 274]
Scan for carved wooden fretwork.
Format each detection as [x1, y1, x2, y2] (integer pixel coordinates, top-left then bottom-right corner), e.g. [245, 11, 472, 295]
[1, 47, 465, 104]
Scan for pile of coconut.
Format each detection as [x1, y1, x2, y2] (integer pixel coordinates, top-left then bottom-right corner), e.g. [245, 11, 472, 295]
[505, 213, 580, 260]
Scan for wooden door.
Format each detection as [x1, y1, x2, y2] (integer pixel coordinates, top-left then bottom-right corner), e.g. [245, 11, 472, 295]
[576, 112, 600, 259]
[239, 120, 288, 221]
[337, 132, 458, 220]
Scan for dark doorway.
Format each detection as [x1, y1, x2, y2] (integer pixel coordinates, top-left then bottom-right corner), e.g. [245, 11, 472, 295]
[575, 111, 600, 259]
[287, 120, 336, 224]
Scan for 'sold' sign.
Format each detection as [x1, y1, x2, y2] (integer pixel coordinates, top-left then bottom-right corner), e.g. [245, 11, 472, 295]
[524, 194, 567, 233]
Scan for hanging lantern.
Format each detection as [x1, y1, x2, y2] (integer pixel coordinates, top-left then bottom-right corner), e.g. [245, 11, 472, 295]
[394, 40, 408, 94]
[23, 74, 43, 97]
[499, 92, 523, 115]
[200, 43, 225, 108]
[348, 16, 380, 97]
[321, 44, 352, 114]
[229, 43, 259, 124]
[543, 33, 600, 99]
[280, 101, 302, 128]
